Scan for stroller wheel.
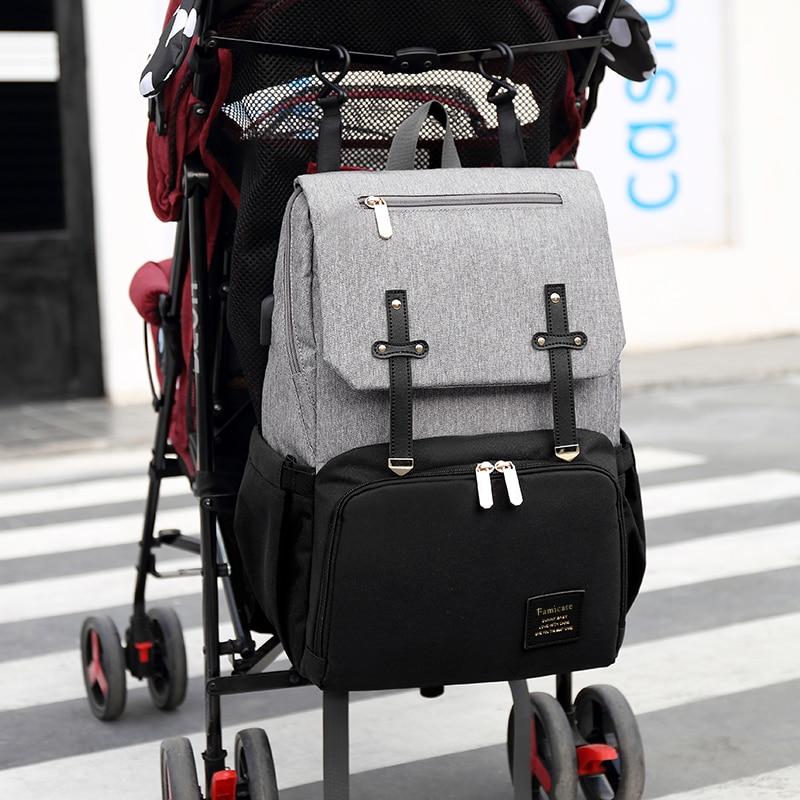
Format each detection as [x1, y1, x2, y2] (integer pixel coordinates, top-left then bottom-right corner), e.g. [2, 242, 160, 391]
[507, 692, 578, 799]
[147, 607, 188, 711]
[161, 737, 202, 800]
[234, 728, 279, 800]
[574, 685, 645, 800]
[80, 615, 127, 721]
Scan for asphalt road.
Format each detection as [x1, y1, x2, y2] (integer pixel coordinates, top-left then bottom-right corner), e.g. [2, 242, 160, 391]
[0, 377, 799, 798]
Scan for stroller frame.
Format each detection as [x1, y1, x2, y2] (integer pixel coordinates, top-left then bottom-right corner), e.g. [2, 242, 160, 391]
[92, 1, 646, 797]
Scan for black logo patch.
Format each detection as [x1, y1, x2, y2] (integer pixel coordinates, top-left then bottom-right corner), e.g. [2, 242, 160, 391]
[524, 591, 584, 649]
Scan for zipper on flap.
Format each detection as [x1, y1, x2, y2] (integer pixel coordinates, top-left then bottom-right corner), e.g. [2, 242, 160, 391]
[364, 196, 393, 240]
[475, 461, 496, 509]
[313, 461, 622, 656]
[282, 189, 303, 373]
[359, 192, 562, 241]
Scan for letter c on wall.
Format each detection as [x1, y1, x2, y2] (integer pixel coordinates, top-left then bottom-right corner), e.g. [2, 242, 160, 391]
[628, 173, 679, 210]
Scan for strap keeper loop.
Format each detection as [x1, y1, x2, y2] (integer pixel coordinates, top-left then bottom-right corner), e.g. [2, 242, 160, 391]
[555, 444, 581, 463]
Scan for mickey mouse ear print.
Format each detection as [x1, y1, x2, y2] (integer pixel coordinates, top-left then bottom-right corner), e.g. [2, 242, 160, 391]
[547, 0, 658, 81]
[139, 0, 203, 98]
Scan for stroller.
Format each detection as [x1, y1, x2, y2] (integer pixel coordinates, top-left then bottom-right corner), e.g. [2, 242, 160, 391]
[79, 1, 656, 797]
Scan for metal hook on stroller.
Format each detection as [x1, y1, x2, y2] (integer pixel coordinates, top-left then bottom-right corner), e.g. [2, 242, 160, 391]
[314, 44, 351, 173]
[477, 42, 527, 168]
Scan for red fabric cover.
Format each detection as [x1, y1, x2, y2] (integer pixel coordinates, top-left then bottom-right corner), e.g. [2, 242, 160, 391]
[146, 1, 239, 222]
[143, 0, 244, 477]
[129, 259, 172, 325]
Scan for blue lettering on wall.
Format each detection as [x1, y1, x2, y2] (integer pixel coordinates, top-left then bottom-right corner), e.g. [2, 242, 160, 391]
[628, 122, 678, 160]
[626, 1, 678, 212]
[628, 173, 679, 210]
[626, 69, 677, 103]
[640, 0, 676, 22]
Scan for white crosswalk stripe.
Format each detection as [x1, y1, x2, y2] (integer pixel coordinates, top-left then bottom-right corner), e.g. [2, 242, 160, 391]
[1, 476, 797, 624]
[4, 518, 800, 711]
[641, 470, 800, 520]
[634, 447, 706, 473]
[655, 764, 800, 799]
[1, 435, 799, 800]
[3, 447, 149, 490]
[2, 612, 799, 794]
[0, 509, 198, 561]
[0, 558, 201, 624]
[0, 475, 191, 517]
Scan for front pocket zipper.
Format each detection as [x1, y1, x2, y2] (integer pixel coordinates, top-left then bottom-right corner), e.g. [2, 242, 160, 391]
[475, 460, 524, 510]
[313, 461, 621, 656]
[359, 192, 563, 240]
[283, 188, 303, 373]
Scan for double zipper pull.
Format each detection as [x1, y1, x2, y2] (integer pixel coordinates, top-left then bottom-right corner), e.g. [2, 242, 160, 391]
[495, 460, 523, 506]
[476, 461, 496, 509]
[364, 196, 393, 239]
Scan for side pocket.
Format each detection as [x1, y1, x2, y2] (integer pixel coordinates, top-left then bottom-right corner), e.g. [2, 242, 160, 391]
[617, 430, 646, 609]
[233, 429, 315, 664]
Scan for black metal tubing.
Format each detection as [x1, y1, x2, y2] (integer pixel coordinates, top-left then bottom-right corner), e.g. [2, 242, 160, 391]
[207, 670, 311, 696]
[129, 204, 190, 669]
[205, 32, 611, 69]
[556, 672, 574, 722]
[185, 158, 229, 789]
[575, 0, 624, 98]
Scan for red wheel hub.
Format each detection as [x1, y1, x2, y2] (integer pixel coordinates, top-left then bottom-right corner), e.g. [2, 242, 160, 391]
[134, 640, 154, 664]
[210, 769, 237, 800]
[86, 630, 109, 698]
[576, 743, 619, 776]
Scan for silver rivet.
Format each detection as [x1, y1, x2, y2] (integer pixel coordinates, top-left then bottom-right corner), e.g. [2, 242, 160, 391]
[415, 343, 424, 353]
[391, 299, 402, 309]
[536, 336, 546, 347]
[377, 344, 387, 354]
[574, 336, 583, 346]
[550, 292, 561, 304]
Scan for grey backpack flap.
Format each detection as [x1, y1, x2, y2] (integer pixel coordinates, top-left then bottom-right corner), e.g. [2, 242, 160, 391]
[234, 102, 646, 691]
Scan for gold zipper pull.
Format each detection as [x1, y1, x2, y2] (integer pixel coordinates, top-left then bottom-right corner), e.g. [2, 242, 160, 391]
[364, 196, 393, 240]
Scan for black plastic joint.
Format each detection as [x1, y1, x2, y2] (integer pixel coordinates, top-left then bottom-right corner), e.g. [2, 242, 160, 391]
[388, 47, 441, 74]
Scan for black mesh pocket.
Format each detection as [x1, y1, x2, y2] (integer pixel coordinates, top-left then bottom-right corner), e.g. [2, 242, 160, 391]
[234, 430, 315, 663]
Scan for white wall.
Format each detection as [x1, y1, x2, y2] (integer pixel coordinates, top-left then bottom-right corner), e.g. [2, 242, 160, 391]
[580, 0, 800, 351]
[83, 1, 800, 402]
[83, 1, 175, 403]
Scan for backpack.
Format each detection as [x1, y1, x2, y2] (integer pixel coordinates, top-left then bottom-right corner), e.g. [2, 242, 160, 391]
[234, 103, 646, 691]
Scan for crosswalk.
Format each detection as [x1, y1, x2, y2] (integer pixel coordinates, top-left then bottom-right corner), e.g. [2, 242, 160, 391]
[1, 425, 799, 798]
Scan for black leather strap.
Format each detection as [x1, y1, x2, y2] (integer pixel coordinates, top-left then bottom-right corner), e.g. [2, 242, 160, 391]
[374, 290, 427, 476]
[493, 95, 527, 168]
[316, 93, 345, 173]
[542, 284, 580, 462]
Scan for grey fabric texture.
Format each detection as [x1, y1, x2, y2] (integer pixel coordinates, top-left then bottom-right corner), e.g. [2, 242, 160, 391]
[262, 166, 625, 470]
[384, 100, 461, 171]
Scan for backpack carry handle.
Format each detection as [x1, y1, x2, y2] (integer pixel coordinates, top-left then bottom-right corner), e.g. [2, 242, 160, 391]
[385, 101, 462, 171]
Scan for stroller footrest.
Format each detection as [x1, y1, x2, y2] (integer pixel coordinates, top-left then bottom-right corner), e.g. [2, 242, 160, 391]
[155, 530, 201, 554]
